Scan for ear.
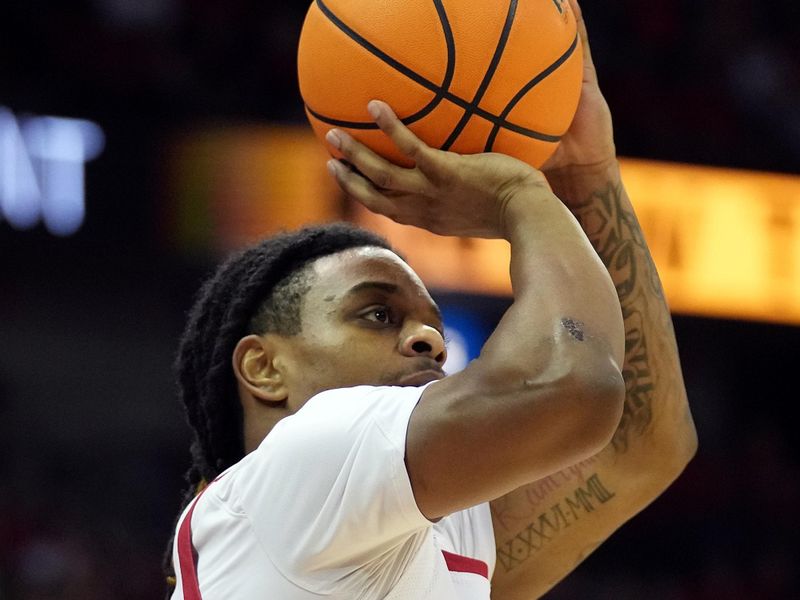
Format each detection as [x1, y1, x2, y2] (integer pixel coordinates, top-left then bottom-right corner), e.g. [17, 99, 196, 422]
[232, 335, 288, 404]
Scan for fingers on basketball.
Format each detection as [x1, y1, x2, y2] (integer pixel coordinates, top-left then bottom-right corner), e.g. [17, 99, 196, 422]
[368, 101, 437, 167]
[327, 159, 400, 214]
[328, 123, 425, 193]
[567, 0, 597, 80]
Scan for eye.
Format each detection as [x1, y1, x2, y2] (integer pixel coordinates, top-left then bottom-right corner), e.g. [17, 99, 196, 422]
[361, 305, 394, 325]
[371, 308, 389, 323]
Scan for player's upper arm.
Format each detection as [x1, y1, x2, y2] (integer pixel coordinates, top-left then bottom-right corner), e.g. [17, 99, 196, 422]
[405, 336, 625, 520]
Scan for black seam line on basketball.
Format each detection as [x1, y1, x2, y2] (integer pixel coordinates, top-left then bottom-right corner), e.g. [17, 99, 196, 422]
[484, 32, 579, 151]
[312, 0, 455, 128]
[441, 0, 518, 151]
[311, 0, 560, 142]
[305, 106, 379, 130]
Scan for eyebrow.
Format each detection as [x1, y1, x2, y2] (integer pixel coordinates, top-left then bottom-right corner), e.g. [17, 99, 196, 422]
[346, 281, 400, 296]
[344, 280, 444, 326]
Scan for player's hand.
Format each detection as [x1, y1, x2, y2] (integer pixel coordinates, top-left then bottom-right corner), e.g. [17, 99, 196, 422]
[540, 0, 616, 179]
[326, 100, 554, 239]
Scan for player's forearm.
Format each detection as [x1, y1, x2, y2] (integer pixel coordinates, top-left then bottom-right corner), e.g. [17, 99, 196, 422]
[546, 161, 697, 472]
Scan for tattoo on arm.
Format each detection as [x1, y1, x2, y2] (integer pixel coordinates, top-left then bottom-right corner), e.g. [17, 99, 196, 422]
[493, 182, 686, 576]
[495, 474, 615, 572]
[569, 181, 671, 453]
[561, 317, 586, 341]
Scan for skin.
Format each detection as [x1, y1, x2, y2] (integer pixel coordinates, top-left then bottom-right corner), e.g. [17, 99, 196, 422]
[235, 101, 629, 598]
[233, 247, 449, 453]
[487, 2, 698, 598]
[238, 85, 632, 514]
[234, 0, 697, 597]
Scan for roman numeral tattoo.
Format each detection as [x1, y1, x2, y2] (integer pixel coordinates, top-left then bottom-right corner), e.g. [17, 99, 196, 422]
[496, 474, 615, 572]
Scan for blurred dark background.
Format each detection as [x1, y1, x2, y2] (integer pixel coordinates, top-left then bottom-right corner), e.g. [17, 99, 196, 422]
[1, 0, 799, 598]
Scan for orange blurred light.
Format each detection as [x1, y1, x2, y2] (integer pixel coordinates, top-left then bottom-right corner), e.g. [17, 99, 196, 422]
[620, 159, 800, 325]
[167, 126, 800, 325]
[166, 125, 341, 257]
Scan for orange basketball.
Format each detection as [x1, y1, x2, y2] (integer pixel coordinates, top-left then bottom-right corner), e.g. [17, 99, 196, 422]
[297, 0, 583, 168]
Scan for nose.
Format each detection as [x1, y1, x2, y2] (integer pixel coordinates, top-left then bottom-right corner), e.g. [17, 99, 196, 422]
[399, 322, 447, 364]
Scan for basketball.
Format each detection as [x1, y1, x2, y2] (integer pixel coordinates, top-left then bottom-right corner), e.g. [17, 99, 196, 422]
[297, 0, 583, 168]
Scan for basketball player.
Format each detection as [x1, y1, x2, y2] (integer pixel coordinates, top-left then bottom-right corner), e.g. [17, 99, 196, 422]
[165, 1, 697, 598]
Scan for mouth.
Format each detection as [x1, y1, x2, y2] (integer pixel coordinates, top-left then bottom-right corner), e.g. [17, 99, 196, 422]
[395, 369, 446, 387]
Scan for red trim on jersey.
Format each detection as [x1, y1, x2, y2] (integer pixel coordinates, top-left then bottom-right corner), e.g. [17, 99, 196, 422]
[176, 475, 489, 598]
[177, 494, 203, 600]
[441, 549, 489, 579]
[176, 475, 227, 600]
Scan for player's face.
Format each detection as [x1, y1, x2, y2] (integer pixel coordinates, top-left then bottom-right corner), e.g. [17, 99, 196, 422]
[276, 246, 447, 409]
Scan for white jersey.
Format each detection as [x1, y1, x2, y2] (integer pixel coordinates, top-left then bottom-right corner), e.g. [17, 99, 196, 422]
[171, 384, 495, 599]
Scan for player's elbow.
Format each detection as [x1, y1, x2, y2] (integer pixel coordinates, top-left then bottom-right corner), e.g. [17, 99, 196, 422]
[503, 346, 626, 460]
[568, 359, 626, 456]
[658, 402, 699, 483]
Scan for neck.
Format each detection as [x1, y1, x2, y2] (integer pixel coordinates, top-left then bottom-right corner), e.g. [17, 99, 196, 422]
[242, 401, 288, 453]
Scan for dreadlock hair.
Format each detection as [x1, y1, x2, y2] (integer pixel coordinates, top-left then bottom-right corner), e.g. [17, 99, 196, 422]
[163, 222, 393, 595]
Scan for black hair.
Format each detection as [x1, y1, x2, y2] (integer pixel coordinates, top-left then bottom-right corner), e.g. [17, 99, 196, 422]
[163, 222, 393, 594]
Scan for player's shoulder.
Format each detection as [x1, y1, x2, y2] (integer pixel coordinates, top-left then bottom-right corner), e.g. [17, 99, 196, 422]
[217, 384, 433, 538]
[304, 383, 428, 412]
[237, 384, 427, 466]
[279, 384, 429, 436]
